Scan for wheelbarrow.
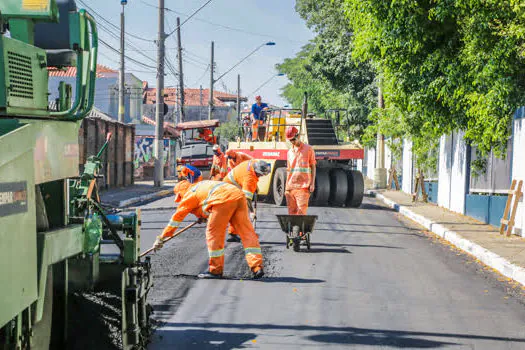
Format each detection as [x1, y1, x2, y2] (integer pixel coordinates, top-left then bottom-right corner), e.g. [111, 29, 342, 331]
[276, 215, 318, 252]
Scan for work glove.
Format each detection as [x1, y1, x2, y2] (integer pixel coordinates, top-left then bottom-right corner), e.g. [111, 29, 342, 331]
[197, 217, 207, 224]
[153, 236, 164, 251]
[250, 212, 257, 222]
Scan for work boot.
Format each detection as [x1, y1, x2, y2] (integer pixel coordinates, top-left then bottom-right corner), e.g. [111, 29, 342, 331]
[197, 271, 223, 279]
[252, 268, 264, 279]
[226, 234, 241, 243]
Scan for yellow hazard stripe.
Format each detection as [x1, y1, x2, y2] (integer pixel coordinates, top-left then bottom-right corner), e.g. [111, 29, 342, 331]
[168, 220, 180, 228]
[208, 248, 225, 258]
[202, 182, 226, 215]
[244, 247, 262, 255]
[290, 167, 311, 173]
[243, 190, 254, 200]
[228, 171, 241, 188]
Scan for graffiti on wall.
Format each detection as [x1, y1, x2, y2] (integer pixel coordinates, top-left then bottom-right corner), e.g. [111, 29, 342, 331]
[134, 137, 170, 169]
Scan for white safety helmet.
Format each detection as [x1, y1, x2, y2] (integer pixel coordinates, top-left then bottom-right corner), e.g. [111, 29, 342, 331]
[212, 144, 220, 152]
[253, 160, 271, 176]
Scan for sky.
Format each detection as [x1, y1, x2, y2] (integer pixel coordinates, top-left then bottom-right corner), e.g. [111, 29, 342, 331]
[82, 0, 315, 106]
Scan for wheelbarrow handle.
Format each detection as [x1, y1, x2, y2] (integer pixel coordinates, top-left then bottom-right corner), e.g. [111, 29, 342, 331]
[140, 221, 200, 258]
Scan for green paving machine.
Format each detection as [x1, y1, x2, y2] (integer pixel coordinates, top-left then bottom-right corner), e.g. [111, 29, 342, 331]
[0, 1, 152, 349]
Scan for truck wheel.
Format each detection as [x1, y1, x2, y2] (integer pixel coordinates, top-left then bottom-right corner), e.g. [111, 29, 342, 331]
[32, 269, 53, 349]
[346, 170, 364, 208]
[272, 167, 287, 206]
[329, 169, 348, 207]
[311, 169, 330, 206]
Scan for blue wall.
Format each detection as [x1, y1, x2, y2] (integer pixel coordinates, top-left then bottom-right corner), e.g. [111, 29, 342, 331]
[465, 194, 508, 227]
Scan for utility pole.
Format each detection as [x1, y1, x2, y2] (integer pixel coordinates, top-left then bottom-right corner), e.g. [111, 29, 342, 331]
[236, 74, 241, 122]
[208, 41, 214, 120]
[373, 81, 387, 189]
[199, 85, 203, 120]
[118, 1, 127, 123]
[154, 0, 165, 187]
[176, 17, 185, 123]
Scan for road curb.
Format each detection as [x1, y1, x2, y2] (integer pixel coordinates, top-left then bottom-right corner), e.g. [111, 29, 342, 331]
[367, 190, 525, 287]
[118, 189, 173, 208]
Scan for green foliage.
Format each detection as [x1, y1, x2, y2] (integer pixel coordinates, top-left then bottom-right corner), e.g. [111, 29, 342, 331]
[277, 0, 377, 141]
[343, 0, 525, 163]
[215, 120, 241, 143]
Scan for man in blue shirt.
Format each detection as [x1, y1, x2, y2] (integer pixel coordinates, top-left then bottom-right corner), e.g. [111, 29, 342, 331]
[251, 95, 269, 141]
[178, 164, 202, 184]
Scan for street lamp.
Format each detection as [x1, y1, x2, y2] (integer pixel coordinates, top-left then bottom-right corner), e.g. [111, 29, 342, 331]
[209, 42, 276, 120]
[251, 72, 285, 96]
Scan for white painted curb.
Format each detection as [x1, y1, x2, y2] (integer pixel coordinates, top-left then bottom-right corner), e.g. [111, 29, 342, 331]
[368, 190, 525, 286]
[118, 189, 172, 208]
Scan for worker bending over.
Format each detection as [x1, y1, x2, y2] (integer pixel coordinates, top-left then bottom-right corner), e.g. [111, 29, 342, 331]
[210, 144, 227, 180]
[224, 160, 271, 242]
[153, 180, 264, 279]
[225, 149, 253, 171]
[179, 164, 203, 184]
[285, 126, 316, 215]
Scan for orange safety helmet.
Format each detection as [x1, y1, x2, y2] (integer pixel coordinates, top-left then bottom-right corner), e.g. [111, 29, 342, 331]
[285, 126, 299, 140]
[225, 149, 237, 159]
[173, 180, 192, 203]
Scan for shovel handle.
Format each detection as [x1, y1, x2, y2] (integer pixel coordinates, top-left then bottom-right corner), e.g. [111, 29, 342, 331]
[140, 220, 200, 258]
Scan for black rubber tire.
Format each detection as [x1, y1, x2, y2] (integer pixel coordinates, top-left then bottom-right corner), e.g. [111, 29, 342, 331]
[346, 170, 364, 208]
[293, 240, 301, 252]
[272, 167, 287, 206]
[310, 169, 330, 206]
[329, 169, 348, 207]
[32, 269, 53, 349]
[306, 233, 311, 250]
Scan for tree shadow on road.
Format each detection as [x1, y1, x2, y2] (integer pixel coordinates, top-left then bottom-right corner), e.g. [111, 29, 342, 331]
[150, 329, 258, 349]
[163, 322, 525, 348]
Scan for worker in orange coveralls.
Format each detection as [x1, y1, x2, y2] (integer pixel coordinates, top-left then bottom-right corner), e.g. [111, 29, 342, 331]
[224, 159, 271, 242]
[197, 128, 217, 145]
[209, 144, 227, 180]
[152, 180, 264, 279]
[284, 126, 316, 215]
[225, 149, 253, 171]
[178, 164, 203, 184]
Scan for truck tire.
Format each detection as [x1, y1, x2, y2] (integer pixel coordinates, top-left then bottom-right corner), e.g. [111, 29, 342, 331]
[346, 170, 364, 208]
[272, 167, 287, 206]
[329, 169, 348, 207]
[311, 169, 330, 206]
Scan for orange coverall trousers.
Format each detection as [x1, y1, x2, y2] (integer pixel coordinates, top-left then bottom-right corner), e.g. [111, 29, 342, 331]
[207, 198, 263, 275]
[285, 188, 310, 215]
[252, 120, 264, 141]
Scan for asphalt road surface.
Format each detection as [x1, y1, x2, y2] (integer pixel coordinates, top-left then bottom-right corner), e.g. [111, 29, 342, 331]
[139, 196, 525, 349]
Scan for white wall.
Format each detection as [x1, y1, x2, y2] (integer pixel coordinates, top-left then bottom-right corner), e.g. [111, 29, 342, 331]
[366, 147, 376, 179]
[512, 109, 525, 236]
[402, 139, 413, 194]
[437, 131, 468, 214]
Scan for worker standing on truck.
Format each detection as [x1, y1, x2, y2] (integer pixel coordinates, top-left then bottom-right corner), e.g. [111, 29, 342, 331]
[251, 95, 269, 141]
[153, 180, 265, 279]
[224, 160, 271, 242]
[197, 128, 217, 145]
[242, 114, 252, 141]
[225, 149, 253, 171]
[210, 144, 227, 180]
[178, 164, 203, 184]
[285, 126, 316, 215]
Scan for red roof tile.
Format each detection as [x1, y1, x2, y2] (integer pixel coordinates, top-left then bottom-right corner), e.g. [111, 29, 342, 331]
[48, 64, 117, 78]
[143, 87, 246, 107]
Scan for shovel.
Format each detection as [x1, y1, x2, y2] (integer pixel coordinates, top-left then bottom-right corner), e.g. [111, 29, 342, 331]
[140, 220, 199, 258]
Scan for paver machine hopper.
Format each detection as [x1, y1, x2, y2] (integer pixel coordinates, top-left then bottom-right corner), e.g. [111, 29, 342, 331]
[0, 1, 152, 348]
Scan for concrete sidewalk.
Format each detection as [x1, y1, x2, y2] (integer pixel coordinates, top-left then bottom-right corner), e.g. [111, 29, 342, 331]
[99, 179, 177, 208]
[368, 189, 525, 286]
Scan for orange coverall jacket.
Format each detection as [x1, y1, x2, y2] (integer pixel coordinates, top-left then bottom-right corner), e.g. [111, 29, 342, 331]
[224, 160, 259, 201]
[225, 150, 254, 171]
[286, 142, 316, 190]
[160, 181, 244, 239]
[210, 152, 227, 180]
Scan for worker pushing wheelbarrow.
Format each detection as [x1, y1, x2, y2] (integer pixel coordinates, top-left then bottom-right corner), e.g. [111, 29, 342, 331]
[276, 215, 318, 252]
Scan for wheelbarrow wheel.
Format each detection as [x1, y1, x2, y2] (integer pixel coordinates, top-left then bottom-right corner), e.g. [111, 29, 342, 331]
[293, 239, 301, 252]
[306, 233, 311, 250]
[286, 234, 290, 249]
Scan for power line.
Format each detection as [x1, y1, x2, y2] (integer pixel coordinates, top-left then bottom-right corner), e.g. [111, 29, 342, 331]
[192, 64, 210, 86]
[100, 38, 157, 69]
[78, 0, 154, 43]
[166, 0, 215, 37]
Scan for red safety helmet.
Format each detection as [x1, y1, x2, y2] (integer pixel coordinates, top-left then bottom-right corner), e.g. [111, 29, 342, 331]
[173, 180, 192, 203]
[286, 126, 299, 140]
[255, 95, 262, 100]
